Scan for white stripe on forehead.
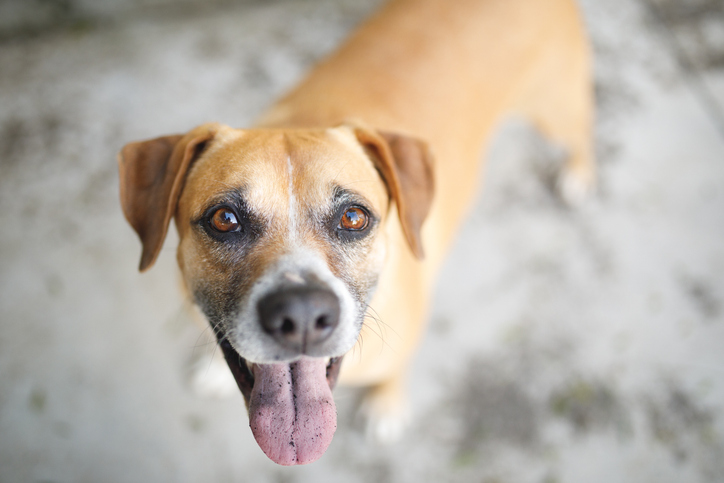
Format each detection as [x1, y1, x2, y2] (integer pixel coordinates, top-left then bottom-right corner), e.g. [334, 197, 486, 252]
[287, 155, 297, 241]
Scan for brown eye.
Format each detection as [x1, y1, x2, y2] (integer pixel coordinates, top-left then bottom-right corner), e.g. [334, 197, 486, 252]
[339, 207, 368, 231]
[210, 207, 239, 232]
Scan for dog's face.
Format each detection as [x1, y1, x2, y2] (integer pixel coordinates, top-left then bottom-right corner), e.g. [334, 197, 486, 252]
[118, 122, 433, 465]
[176, 126, 389, 363]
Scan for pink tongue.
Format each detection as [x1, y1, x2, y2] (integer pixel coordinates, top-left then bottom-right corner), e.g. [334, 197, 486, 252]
[249, 357, 337, 465]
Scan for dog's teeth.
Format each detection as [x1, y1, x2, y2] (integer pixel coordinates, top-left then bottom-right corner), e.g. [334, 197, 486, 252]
[246, 360, 254, 372]
[324, 357, 331, 366]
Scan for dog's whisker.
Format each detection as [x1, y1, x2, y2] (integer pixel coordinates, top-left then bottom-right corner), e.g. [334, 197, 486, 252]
[360, 322, 384, 348]
[192, 317, 224, 347]
[360, 318, 397, 355]
[210, 328, 231, 369]
[191, 324, 217, 354]
[354, 332, 365, 364]
[192, 318, 231, 374]
[364, 304, 401, 340]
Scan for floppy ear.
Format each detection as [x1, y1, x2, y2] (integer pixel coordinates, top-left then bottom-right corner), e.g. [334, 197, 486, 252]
[353, 126, 435, 259]
[118, 124, 217, 272]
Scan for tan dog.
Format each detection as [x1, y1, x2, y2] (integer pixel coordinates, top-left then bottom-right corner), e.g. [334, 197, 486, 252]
[118, 0, 594, 466]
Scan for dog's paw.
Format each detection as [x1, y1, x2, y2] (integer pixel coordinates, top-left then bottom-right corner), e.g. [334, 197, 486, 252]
[556, 162, 595, 206]
[363, 407, 410, 444]
[358, 382, 411, 444]
[187, 349, 237, 399]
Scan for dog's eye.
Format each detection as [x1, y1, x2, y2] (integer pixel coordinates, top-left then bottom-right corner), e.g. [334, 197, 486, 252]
[338, 207, 368, 231]
[210, 207, 240, 233]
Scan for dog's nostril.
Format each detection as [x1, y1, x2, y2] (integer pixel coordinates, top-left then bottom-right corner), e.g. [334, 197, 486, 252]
[281, 318, 295, 334]
[315, 315, 329, 330]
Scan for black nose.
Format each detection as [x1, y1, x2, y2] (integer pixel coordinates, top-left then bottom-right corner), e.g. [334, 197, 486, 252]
[257, 286, 340, 352]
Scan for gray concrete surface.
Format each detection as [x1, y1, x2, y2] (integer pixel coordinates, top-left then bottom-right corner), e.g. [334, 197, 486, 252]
[1, 0, 723, 481]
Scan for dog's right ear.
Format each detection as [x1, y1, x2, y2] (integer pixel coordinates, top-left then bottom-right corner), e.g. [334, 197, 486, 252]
[351, 125, 435, 259]
[118, 124, 217, 272]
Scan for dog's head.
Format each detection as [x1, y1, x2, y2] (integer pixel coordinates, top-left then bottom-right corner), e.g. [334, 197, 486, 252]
[118, 122, 433, 465]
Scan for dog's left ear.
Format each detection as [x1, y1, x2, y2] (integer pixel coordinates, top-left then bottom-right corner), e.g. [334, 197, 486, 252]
[353, 126, 435, 259]
[118, 124, 218, 272]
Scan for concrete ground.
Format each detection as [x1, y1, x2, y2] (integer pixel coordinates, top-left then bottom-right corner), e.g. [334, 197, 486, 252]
[1, 0, 723, 481]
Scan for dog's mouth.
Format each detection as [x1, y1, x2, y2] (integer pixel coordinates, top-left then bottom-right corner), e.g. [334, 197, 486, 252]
[217, 336, 343, 465]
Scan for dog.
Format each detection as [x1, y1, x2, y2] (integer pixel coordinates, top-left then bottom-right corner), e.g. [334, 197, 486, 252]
[118, 0, 594, 466]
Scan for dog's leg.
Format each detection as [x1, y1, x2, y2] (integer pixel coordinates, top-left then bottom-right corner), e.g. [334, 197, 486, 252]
[513, 6, 596, 204]
[359, 373, 411, 444]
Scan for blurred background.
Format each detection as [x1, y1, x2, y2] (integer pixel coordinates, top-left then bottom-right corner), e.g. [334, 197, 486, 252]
[1, 0, 723, 481]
